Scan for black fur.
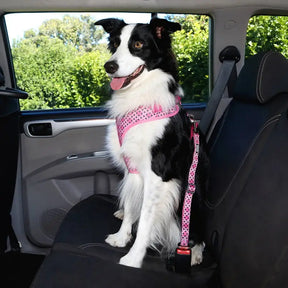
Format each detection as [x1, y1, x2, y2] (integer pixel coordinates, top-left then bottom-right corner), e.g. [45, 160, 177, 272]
[96, 17, 209, 263]
[96, 18, 180, 81]
[151, 111, 209, 245]
[128, 22, 180, 81]
[151, 109, 193, 183]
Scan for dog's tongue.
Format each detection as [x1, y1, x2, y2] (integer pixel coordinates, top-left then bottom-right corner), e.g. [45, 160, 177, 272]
[110, 77, 127, 90]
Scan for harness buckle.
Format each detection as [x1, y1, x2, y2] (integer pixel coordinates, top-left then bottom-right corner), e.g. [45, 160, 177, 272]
[188, 114, 199, 139]
[175, 245, 191, 273]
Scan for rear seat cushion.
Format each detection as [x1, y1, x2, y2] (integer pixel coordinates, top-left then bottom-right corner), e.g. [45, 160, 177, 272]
[34, 194, 218, 287]
[31, 244, 213, 288]
[56, 193, 217, 272]
[54, 194, 120, 245]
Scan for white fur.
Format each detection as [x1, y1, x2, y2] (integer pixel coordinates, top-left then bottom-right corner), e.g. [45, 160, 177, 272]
[191, 243, 205, 265]
[105, 117, 182, 266]
[105, 25, 183, 117]
[104, 24, 190, 268]
[106, 25, 145, 79]
[106, 69, 181, 117]
[113, 209, 124, 220]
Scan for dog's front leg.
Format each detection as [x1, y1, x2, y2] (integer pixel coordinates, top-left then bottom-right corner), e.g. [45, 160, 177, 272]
[105, 211, 133, 247]
[119, 172, 161, 268]
[105, 174, 143, 247]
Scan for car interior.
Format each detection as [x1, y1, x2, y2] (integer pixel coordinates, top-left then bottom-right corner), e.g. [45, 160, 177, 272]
[1, 0, 288, 287]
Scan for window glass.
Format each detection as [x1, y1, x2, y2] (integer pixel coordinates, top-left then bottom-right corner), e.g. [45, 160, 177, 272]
[246, 15, 288, 58]
[5, 12, 210, 110]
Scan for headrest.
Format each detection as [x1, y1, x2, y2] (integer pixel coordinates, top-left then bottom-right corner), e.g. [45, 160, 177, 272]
[233, 51, 288, 103]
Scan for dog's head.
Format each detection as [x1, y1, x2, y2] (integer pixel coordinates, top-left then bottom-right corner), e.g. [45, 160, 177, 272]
[95, 18, 181, 91]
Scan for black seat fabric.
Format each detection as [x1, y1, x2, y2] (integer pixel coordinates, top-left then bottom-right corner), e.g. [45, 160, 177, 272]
[32, 194, 217, 287]
[31, 51, 288, 288]
[54, 194, 120, 245]
[205, 51, 288, 287]
[31, 244, 209, 288]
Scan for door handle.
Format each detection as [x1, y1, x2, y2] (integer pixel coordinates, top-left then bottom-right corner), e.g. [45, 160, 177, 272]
[28, 122, 52, 136]
[24, 119, 115, 137]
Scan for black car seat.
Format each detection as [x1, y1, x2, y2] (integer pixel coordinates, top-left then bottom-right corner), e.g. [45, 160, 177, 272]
[205, 50, 288, 287]
[31, 51, 288, 288]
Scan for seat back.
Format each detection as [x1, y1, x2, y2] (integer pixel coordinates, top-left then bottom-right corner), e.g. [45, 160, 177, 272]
[205, 51, 288, 287]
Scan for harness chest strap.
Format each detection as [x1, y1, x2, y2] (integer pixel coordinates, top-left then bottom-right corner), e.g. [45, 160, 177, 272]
[116, 103, 180, 173]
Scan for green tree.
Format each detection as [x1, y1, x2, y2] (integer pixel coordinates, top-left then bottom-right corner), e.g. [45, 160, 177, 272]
[12, 15, 110, 110]
[246, 16, 288, 58]
[39, 14, 104, 52]
[170, 15, 210, 103]
[12, 36, 77, 109]
[68, 47, 111, 107]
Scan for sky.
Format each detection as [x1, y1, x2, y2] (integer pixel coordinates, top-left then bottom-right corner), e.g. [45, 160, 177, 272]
[4, 12, 154, 43]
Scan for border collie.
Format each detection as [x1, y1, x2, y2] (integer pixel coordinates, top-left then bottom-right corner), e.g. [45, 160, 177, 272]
[95, 17, 208, 269]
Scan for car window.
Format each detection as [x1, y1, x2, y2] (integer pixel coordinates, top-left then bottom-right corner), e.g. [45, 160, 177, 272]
[246, 15, 288, 58]
[4, 12, 210, 110]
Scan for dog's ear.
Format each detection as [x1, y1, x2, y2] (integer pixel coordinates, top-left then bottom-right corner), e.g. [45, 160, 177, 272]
[150, 18, 181, 39]
[95, 18, 126, 34]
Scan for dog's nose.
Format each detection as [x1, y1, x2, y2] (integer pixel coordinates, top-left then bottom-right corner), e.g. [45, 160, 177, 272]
[104, 61, 119, 74]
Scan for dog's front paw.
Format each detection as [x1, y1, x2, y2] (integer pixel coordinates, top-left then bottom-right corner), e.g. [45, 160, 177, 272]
[105, 232, 132, 247]
[191, 242, 205, 265]
[113, 209, 124, 220]
[119, 253, 142, 268]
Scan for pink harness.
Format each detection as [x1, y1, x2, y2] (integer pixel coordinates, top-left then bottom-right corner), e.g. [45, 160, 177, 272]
[115, 102, 200, 267]
[116, 104, 180, 173]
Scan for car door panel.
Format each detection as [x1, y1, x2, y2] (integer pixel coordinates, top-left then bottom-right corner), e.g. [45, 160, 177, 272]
[21, 115, 120, 247]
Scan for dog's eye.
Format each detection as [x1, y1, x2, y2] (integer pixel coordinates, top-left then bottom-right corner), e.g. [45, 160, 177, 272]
[134, 41, 143, 49]
[113, 42, 119, 48]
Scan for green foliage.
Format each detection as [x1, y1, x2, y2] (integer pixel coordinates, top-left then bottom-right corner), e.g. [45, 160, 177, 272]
[246, 16, 288, 58]
[38, 15, 104, 52]
[12, 15, 110, 110]
[12, 36, 78, 109]
[170, 15, 209, 103]
[69, 49, 111, 107]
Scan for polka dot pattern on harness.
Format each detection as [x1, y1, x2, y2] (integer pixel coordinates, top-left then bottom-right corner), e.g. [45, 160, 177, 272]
[116, 104, 180, 174]
[116, 104, 180, 145]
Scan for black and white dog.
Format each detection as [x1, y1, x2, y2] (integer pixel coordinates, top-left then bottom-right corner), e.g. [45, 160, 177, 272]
[95, 17, 208, 269]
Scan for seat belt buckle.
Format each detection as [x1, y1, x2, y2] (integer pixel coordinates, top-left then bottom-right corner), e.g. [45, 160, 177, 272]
[188, 115, 199, 140]
[175, 245, 191, 273]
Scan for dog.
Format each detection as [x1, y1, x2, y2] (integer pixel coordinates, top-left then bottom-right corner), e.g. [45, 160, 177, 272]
[95, 17, 208, 269]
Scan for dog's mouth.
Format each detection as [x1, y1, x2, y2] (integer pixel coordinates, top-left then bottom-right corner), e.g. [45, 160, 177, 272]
[110, 65, 145, 90]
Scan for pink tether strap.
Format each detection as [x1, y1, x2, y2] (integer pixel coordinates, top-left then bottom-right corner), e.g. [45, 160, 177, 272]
[116, 104, 180, 173]
[180, 122, 200, 247]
